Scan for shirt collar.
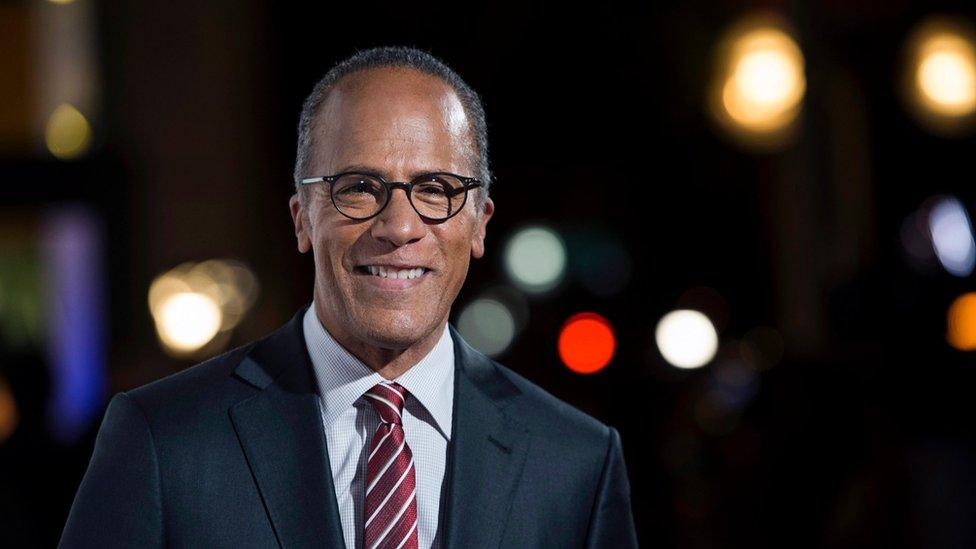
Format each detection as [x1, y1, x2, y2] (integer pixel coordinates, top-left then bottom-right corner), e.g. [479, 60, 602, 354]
[302, 300, 455, 439]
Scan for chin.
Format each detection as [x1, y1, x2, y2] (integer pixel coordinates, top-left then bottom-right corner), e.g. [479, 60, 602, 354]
[355, 312, 437, 349]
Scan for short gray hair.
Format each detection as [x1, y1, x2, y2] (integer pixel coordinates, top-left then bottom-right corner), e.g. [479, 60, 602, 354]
[293, 46, 493, 212]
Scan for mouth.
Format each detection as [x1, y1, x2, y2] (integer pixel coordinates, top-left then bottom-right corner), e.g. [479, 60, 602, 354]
[353, 265, 433, 280]
[354, 265, 431, 291]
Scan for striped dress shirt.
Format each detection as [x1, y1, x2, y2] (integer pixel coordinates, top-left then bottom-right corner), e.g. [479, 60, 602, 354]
[302, 300, 455, 549]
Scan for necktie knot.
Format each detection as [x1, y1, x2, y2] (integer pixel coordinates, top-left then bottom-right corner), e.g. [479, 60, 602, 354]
[364, 381, 407, 425]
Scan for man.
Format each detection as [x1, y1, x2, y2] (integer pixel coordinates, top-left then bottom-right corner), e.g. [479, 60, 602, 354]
[60, 46, 638, 548]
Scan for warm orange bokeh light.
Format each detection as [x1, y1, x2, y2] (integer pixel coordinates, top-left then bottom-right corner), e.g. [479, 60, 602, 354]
[901, 16, 976, 135]
[947, 292, 976, 350]
[707, 12, 806, 150]
[558, 312, 616, 374]
[0, 375, 18, 445]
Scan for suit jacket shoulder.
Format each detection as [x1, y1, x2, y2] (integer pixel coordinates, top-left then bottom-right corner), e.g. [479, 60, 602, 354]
[122, 305, 309, 428]
[486, 357, 613, 448]
[115, 340, 260, 458]
[61, 311, 324, 548]
[442, 336, 638, 548]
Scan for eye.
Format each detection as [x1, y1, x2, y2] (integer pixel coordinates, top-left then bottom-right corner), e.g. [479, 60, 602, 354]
[343, 181, 371, 194]
[334, 174, 384, 197]
[416, 182, 447, 195]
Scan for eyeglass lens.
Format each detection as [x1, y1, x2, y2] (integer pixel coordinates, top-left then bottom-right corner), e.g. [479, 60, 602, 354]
[330, 173, 467, 220]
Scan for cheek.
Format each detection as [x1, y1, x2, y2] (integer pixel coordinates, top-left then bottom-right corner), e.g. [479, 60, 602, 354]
[445, 235, 475, 273]
[308, 209, 360, 275]
[443, 226, 474, 262]
[321, 242, 350, 275]
[310, 233, 348, 279]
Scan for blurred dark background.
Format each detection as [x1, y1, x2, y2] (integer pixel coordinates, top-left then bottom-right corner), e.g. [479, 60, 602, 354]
[2, 0, 976, 547]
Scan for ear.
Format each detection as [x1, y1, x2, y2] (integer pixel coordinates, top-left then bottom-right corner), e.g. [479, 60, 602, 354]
[289, 192, 312, 254]
[470, 197, 494, 259]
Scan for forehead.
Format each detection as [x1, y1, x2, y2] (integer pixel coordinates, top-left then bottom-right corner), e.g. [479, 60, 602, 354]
[310, 67, 473, 173]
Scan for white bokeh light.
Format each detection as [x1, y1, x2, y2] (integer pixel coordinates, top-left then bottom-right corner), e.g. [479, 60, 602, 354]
[503, 226, 567, 294]
[929, 196, 976, 277]
[655, 309, 719, 369]
[155, 292, 223, 353]
[457, 298, 516, 357]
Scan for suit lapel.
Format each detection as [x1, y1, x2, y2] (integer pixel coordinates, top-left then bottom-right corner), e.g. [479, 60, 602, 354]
[441, 324, 532, 548]
[229, 303, 346, 549]
[225, 305, 532, 548]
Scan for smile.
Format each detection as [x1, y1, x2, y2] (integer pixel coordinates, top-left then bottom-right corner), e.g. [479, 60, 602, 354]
[353, 265, 432, 290]
[356, 265, 429, 279]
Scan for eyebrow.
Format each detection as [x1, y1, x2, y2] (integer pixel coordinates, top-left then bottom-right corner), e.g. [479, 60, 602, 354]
[334, 164, 451, 180]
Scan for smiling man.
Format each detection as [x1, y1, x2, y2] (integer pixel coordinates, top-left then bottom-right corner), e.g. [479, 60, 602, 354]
[290, 59, 488, 382]
[60, 46, 638, 548]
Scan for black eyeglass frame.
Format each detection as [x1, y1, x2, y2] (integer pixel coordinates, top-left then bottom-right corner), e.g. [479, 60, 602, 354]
[298, 171, 483, 222]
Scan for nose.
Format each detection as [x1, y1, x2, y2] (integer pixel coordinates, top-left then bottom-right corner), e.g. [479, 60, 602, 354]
[369, 186, 427, 247]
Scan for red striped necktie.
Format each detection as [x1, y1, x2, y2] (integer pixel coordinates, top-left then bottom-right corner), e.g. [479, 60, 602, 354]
[363, 382, 420, 549]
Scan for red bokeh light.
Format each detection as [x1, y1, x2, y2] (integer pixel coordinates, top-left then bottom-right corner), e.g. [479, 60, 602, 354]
[558, 312, 616, 374]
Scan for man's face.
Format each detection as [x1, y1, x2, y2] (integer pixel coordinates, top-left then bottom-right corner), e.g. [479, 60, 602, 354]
[289, 67, 494, 353]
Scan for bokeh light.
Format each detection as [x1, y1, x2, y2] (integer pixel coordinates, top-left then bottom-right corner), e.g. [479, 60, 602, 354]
[457, 297, 517, 357]
[478, 285, 530, 335]
[0, 375, 19, 445]
[901, 195, 976, 275]
[918, 48, 976, 114]
[45, 103, 92, 160]
[41, 205, 107, 444]
[558, 312, 616, 374]
[656, 309, 719, 369]
[902, 16, 976, 135]
[190, 258, 261, 330]
[503, 225, 567, 294]
[947, 292, 976, 351]
[156, 292, 223, 352]
[148, 258, 259, 357]
[928, 195, 976, 277]
[708, 12, 806, 150]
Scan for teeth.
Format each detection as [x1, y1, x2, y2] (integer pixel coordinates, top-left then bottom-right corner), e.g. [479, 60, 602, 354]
[366, 266, 426, 279]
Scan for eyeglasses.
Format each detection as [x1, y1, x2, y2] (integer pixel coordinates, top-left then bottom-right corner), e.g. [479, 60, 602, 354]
[298, 171, 483, 222]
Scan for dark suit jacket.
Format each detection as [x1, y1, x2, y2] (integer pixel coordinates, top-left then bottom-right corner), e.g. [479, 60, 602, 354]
[60, 302, 639, 548]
